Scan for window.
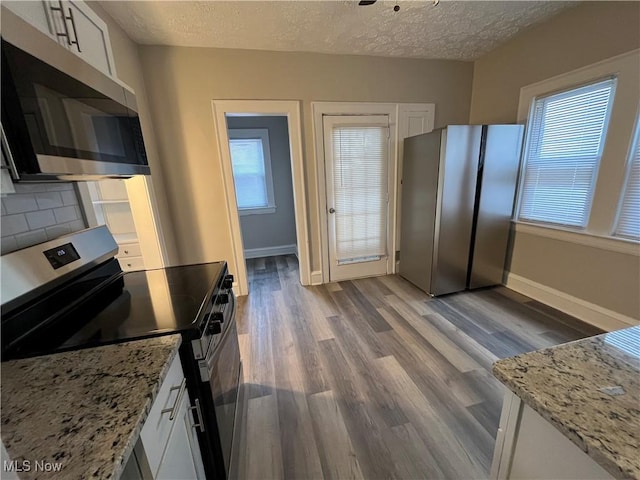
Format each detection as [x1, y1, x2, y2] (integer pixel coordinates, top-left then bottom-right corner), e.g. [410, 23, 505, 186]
[228, 129, 275, 215]
[614, 117, 640, 240]
[517, 78, 616, 228]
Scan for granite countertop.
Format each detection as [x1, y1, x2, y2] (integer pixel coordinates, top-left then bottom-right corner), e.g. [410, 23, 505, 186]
[493, 326, 640, 480]
[1, 335, 182, 480]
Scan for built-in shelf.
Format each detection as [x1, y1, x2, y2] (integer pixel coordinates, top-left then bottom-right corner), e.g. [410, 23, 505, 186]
[77, 176, 167, 272]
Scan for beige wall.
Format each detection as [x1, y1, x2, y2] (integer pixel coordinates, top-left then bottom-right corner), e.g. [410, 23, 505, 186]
[470, 2, 640, 124]
[470, 1, 640, 321]
[137, 46, 474, 276]
[87, 2, 178, 263]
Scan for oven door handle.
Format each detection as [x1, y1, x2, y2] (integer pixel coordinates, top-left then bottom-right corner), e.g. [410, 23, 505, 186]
[204, 292, 236, 373]
[190, 399, 205, 433]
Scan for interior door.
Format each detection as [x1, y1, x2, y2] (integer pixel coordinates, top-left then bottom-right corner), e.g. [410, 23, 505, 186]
[323, 115, 391, 282]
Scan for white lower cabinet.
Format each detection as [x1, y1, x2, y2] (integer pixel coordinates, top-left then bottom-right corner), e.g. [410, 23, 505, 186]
[124, 354, 205, 480]
[156, 391, 205, 480]
[491, 390, 614, 480]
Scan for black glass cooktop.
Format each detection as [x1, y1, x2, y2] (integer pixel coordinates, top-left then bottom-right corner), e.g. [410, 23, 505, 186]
[2, 260, 226, 360]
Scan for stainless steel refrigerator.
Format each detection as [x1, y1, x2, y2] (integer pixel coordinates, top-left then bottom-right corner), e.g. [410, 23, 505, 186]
[399, 125, 524, 296]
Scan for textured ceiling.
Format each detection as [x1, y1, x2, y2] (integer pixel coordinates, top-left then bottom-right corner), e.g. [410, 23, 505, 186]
[98, 1, 578, 61]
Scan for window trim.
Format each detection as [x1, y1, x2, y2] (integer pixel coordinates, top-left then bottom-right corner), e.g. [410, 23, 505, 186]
[513, 49, 640, 244]
[613, 109, 640, 239]
[228, 128, 276, 216]
[515, 76, 617, 230]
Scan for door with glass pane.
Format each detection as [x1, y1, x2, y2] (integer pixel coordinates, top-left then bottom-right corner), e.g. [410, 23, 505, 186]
[323, 115, 390, 281]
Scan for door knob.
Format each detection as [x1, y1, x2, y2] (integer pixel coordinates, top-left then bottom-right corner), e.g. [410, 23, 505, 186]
[329, 208, 336, 214]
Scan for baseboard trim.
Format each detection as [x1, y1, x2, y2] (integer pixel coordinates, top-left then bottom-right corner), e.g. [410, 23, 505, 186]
[505, 273, 638, 332]
[243, 244, 297, 259]
[310, 270, 323, 285]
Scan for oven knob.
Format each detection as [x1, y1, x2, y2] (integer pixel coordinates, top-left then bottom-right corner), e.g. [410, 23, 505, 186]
[217, 293, 229, 305]
[222, 274, 234, 289]
[210, 311, 224, 323]
[207, 321, 222, 335]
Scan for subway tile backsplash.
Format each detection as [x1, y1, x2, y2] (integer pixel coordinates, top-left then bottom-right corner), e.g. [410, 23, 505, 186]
[1, 183, 87, 255]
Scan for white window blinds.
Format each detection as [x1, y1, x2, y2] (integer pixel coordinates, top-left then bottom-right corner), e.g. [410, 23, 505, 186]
[332, 126, 388, 264]
[518, 78, 616, 227]
[615, 121, 640, 239]
[229, 137, 271, 209]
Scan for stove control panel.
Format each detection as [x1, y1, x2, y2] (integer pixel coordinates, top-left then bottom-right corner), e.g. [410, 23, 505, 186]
[43, 243, 81, 269]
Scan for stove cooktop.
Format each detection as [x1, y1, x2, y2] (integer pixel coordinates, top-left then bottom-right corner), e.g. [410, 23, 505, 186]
[2, 261, 226, 360]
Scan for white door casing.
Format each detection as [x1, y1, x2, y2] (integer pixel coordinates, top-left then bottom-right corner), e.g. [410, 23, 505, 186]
[322, 114, 393, 282]
[212, 100, 310, 296]
[314, 102, 417, 284]
[396, 104, 436, 258]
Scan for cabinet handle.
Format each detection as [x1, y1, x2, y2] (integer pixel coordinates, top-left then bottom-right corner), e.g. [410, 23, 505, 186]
[123, 250, 129, 254]
[49, 1, 72, 46]
[189, 399, 205, 433]
[65, 7, 82, 52]
[160, 378, 186, 421]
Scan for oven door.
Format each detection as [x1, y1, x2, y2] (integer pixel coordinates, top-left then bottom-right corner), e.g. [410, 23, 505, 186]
[200, 294, 240, 477]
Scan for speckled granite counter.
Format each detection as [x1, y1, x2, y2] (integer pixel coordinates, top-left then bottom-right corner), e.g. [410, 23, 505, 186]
[493, 326, 640, 479]
[1, 335, 182, 480]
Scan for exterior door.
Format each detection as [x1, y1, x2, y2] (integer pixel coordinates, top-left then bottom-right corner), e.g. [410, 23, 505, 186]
[323, 115, 391, 281]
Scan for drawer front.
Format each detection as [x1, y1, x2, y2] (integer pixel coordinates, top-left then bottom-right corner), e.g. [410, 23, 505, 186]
[118, 243, 142, 258]
[140, 354, 185, 477]
[119, 256, 145, 271]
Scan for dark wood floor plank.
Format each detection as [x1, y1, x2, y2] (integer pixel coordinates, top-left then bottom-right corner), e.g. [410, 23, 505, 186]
[373, 354, 488, 478]
[325, 315, 409, 428]
[274, 290, 331, 395]
[307, 390, 365, 480]
[317, 338, 400, 480]
[337, 280, 393, 333]
[422, 312, 498, 371]
[382, 294, 482, 373]
[325, 289, 390, 360]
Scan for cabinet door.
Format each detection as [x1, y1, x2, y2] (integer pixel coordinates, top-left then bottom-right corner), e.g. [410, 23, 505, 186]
[62, 0, 117, 77]
[156, 393, 205, 480]
[2, 1, 60, 42]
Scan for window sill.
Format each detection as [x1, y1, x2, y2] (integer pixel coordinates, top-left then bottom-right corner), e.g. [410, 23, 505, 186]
[238, 206, 276, 216]
[512, 221, 640, 256]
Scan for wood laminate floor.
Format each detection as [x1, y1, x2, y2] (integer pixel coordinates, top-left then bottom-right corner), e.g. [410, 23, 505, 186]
[231, 255, 601, 480]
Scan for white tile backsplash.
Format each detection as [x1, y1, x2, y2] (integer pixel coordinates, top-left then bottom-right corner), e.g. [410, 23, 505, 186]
[14, 229, 47, 250]
[61, 190, 77, 206]
[53, 205, 79, 223]
[45, 223, 71, 239]
[12, 183, 49, 193]
[25, 209, 56, 229]
[35, 192, 64, 209]
[1, 182, 87, 255]
[2, 214, 29, 237]
[45, 183, 74, 192]
[3, 194, 39, 214]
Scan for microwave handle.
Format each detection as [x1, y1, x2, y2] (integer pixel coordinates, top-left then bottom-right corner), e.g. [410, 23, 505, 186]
[0, 123, 20, 180]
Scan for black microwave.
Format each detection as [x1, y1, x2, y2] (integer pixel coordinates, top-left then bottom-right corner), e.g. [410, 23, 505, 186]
[1, 10, 149, 181]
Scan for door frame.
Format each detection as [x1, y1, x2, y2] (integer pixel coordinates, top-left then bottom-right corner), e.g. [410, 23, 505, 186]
[312, 102, 399, 284]
[212, 100, 310, 295]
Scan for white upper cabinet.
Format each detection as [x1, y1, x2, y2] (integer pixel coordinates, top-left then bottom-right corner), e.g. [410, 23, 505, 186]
[3, 0, 117, 78]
